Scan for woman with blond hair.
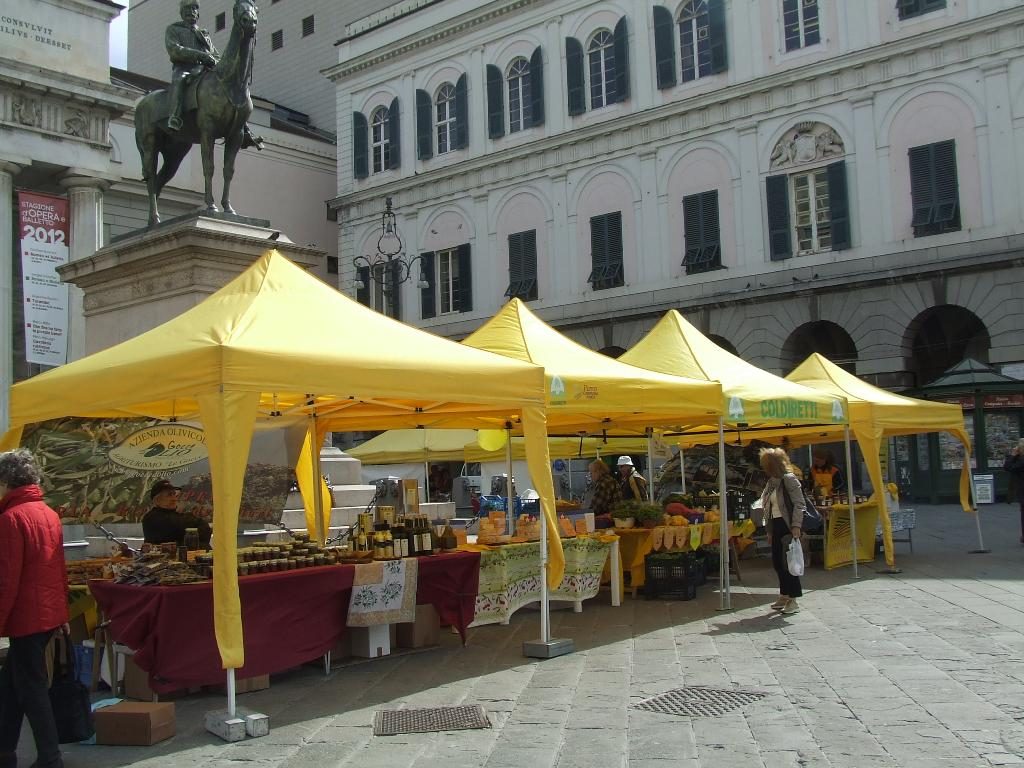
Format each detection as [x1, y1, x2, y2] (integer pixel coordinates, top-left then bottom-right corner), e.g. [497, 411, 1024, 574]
[759, 447, 805, 614]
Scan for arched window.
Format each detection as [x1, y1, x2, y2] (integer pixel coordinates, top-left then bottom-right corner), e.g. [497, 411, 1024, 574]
[587, 30, 616, 109]
[370, 106, 390, 174]
[678, 1, 711, 82]
[506, 58, 532, 133]
[435, 83, 456, 154]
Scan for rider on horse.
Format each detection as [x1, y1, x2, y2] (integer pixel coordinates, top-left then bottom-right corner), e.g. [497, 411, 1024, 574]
[166, 0, 262, 149]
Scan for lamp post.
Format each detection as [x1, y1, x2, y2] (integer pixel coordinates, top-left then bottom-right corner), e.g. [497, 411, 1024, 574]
[352, 198, 428, 314]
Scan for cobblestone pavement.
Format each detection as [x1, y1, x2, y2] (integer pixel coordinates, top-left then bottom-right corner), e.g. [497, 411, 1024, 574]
[42, 502, 1024, 767]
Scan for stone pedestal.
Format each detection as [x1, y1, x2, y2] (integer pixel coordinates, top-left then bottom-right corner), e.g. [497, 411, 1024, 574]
[56, 213, 325, 354]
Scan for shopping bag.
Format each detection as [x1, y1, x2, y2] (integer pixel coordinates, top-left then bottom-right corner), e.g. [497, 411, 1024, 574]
[786, 539, 805, 577]
[49, 629, 95, 743]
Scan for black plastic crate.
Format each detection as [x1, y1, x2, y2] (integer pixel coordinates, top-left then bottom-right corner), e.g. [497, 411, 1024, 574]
[644, 552, 701, 600]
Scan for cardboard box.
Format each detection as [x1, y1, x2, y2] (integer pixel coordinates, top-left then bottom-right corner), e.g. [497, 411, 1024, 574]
[396, 604, 440, 649]
[348, 624, 390, 658]
[95, 702, 176, 746]
[123, 655, 201, 701]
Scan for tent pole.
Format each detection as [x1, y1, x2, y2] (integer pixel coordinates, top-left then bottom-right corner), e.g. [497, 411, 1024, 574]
[967, 464, 990, 553]
[539, 470, 550, 644]
[310, 412, 325, 546]
[717, 418, 730, 610]
[226, 668, 236, 718]
[843, 425, 859, 579]
[646, 428, 655, 496]
[678, 443, 686, 494]
[505, 426, 514, 535]
[424, 461, 431, 503]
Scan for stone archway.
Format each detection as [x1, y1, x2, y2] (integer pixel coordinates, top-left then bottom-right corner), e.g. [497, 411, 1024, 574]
[906, 305, 990, 387]
[781, 321, 858, 375]
[707, 334, 738, 356]
[598, 345, 626, 358]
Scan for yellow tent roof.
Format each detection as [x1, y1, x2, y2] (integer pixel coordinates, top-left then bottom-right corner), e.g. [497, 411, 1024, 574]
[618, 310, 847, 434]
[3, 251, 563, 670]
[348, 428, 651, 464]
[462, 300, 723, 433]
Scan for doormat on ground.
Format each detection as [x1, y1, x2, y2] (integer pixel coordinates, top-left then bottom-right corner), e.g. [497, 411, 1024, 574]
[632, 686, 766, 717]
[373, 705, 491, 736]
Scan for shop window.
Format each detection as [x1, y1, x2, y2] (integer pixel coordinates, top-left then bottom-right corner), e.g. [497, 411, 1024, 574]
[897, 0, 946, 21]
[588, 212, 624, 290]
[271, 30, 283, 51]
[783, 0, 820, 52]
[505, 230, 538, 301]
[909, 139, 960, 238]
[420, 245, 472, 319]
[682, 190, 721, 275]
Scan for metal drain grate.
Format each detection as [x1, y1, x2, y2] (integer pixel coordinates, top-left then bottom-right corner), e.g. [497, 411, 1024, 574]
[373, 705, 491, 736]
[632, 686, 766, 718]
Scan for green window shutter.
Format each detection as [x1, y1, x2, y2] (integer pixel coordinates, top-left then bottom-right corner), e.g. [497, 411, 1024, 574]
[522, 230, 538, 300]
[457, 243, 472, 312]
[565, 37, 585, 116]
[486, 64, 505, 139]
[356, 266, 370, 306]
[529, 46, 545, 127]
[415, 89, 433, 160]
[387, 97, 401, 170]
[766, 174, 792, 261]
[612, 17, 630, 103]
[388, 261, 402, 320]
[827, 161, 850, 251]
[708, 0, 728, 74]
[653, 6, 676, 90]
[908, 144, 934, 228]
[607, 211, 623, 273]
[932, 139, 959, 225]
[420, 252, 436, 319]
[506, 230, 538, 301]
[454, 74, 469, 149]
[683, 190, 721, 273]
[352, 111, 368, 179]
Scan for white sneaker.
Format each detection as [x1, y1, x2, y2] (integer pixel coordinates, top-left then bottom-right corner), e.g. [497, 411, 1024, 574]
[782, 599, 799, 615]
[769, 597, 788, 610]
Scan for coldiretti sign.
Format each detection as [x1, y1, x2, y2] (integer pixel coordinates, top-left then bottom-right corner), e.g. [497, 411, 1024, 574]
[759, 399, 821, 421]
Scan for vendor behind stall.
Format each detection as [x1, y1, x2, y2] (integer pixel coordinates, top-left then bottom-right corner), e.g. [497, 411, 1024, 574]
[809, 450, 845, 498]
[142, 479, 211, 548]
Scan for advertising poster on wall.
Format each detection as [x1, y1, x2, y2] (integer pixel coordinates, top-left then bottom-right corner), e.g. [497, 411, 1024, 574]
[17, 191, 70, 366]
[19, 417, 298, 525]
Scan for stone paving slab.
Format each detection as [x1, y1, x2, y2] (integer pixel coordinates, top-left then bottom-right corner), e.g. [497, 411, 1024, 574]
[25, 503, 1024, 767]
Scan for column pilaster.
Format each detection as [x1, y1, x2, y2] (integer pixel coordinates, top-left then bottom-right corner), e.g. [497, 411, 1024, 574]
[0, 161, 23, 432]
[59, 174, 109, 363]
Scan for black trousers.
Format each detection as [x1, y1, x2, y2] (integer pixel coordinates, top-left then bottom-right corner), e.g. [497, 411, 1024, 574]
[770, 517, 803, 599]
[0, 629, 62, 768]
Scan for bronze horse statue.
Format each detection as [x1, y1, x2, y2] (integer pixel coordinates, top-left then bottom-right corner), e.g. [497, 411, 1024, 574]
[134, 1, 258, 226]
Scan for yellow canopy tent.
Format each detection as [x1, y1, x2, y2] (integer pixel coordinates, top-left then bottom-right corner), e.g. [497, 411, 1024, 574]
[769, 353, 973, 565]
[462, 300, 724, 434]
[348, 428, 651, 464]
[0, 251, 562, 676]
[618, 310, 848, 436]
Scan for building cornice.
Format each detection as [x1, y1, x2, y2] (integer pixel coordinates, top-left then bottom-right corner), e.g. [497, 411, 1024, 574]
[323, 0, 543, 82]
[329, 8, 1024, 219]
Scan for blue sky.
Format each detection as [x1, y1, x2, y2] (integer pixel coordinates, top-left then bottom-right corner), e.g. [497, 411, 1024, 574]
[110, 0, 128, 67]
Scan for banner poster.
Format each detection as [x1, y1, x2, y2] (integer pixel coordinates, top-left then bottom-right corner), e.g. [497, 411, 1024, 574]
[20, 417, 298, 525]
[17, 192, 70, 366]
[653, 439, 773, 500]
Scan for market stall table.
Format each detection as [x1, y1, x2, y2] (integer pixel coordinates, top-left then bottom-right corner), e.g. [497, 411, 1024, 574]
[88, 551, 479, 694]
[469, 535, 618, 627]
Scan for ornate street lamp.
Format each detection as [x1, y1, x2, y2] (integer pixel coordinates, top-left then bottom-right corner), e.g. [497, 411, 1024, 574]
[352, 197, 429, 295]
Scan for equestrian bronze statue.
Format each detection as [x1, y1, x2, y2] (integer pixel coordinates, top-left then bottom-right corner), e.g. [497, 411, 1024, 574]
[134, 0, 263, 227]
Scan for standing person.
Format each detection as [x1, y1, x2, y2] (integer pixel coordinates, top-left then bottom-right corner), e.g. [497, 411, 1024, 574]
[810, 449, 845, 498]
[142, 479, 212, 548]
[617, 456, 649, 501]
[0, 449, 68, 768]
[1003, 439, 1024, 544]
[587, 460, 621, 529]
[759, 447, 804, 615]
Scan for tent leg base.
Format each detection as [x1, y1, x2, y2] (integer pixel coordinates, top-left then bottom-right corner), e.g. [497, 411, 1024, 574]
[523, 638, 575, 659]
[881, 567, 902, 574]
[968, 549, 991, 554]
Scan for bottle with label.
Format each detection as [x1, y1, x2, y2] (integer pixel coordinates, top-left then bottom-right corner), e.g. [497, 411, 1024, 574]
[440, 523, 457, 551]
[417, 516, 431, 555]
[392, 522, 407, 558]
[184, 527, 200, 552]
[383, 526, 394, 558]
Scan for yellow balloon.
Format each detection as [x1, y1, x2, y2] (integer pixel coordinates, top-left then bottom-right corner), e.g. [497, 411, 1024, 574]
[477, 429, 508, 452]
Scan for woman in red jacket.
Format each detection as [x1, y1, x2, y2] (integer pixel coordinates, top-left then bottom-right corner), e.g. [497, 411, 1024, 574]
[0, 449, 68, 768]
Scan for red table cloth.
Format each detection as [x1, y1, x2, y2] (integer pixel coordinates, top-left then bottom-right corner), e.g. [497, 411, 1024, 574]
[89, 551, 480, 693]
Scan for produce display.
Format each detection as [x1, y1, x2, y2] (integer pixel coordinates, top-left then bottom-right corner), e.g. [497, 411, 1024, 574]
[111, 552, 208, 586]
[66, 557, 131, 586]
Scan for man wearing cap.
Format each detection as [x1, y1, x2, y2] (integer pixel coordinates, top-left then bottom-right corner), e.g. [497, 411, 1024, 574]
[617, 456, 649, 502]
[142, 480, 211, 548]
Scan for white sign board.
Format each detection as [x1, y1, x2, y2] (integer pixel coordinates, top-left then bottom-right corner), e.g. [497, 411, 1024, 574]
[974, 474, 995, 505]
